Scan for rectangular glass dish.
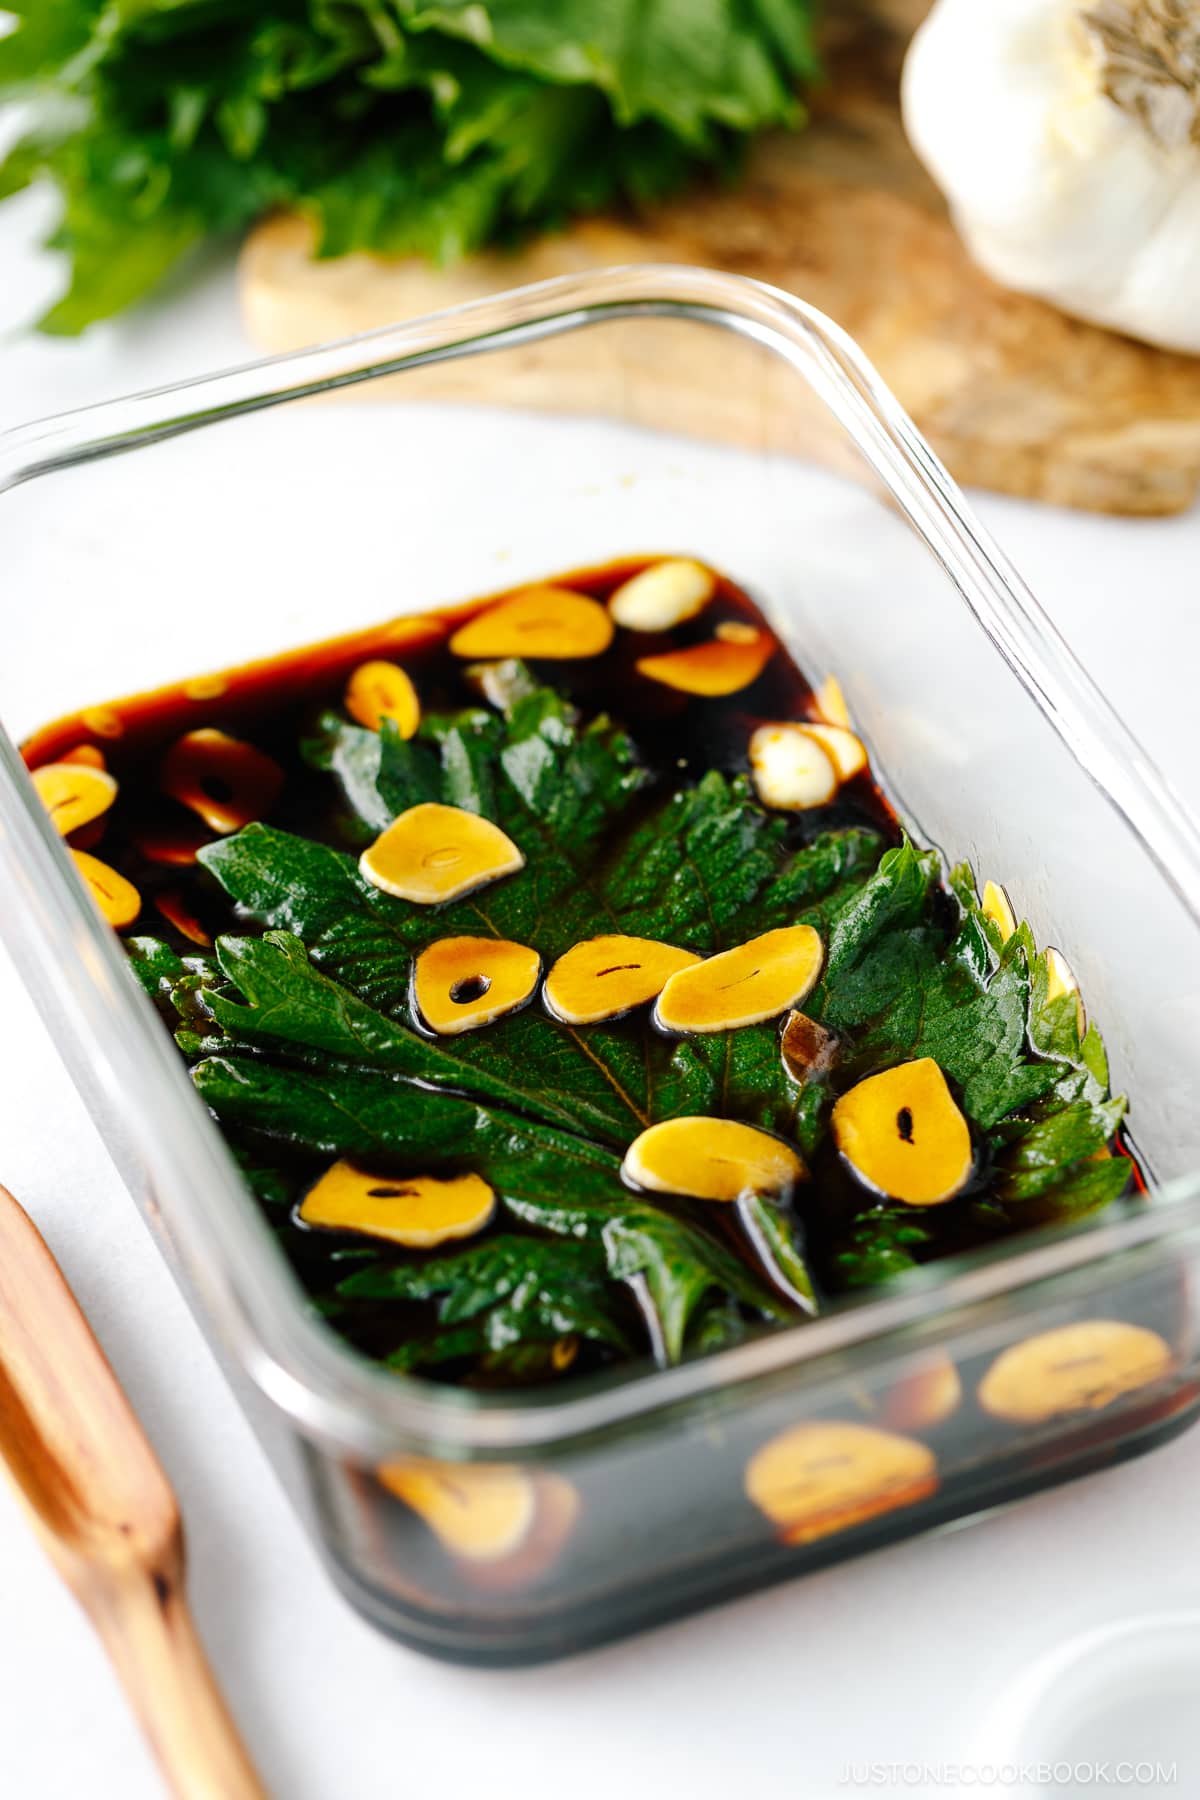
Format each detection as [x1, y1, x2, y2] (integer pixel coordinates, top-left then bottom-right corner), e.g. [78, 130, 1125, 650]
[3, 266, 1200, 1666]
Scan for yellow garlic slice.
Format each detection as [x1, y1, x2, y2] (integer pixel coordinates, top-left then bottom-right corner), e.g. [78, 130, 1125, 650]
[622, 1116, 806, 1202]
[160, 729, 284, 833]
[608, 559, 715, 632]
[875, 1352, 963, 1433]
[378, 1461, 580, 1587]
[381, 1461, 536, 1559]
[543, 935, 702, 1024]
[749, 724, 839, 811]
[802, 722, 868, 781]
[832, 1058, 972, 1207]
[449, 588, 614, 660]
[360, 803, 524, 904]
[981, 879, 1017, 943]
[71, 850, 140, 928]
[635, 627, 773, 696]
[413, 935, 540, 1034]
[59, 743, 107, 770]
[813, 674, 852, 728]
[299, 1161, 495, 1248]
[31, 762, 118, 836]
[977, 1321, 1174, 1425]
[1045, 947, 1086, 1031]
[745, 1421, 938, 1544]
[345, 660, 421, 737]
[654, 925, 823, 1034]
[153, 888, 213, 946]
[132, 820, 214, 867]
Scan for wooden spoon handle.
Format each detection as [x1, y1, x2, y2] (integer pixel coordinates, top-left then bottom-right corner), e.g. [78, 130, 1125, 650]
[91, 1568, 267, 1800]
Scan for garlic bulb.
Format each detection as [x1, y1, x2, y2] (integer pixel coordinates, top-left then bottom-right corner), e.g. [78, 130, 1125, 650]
[902, 0, 1200, 354]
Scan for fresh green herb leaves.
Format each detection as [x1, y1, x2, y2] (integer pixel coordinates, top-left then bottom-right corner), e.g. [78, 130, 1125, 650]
[501, 1185, 792, 1362]
[0, 0, 818, 331]
[199, 687, 883, 1154]
[189, 978, 798, 1366]
[830, 1207, 937, 1288]
[338, 1235, 633, 1372]
[127, 935, 189, 999]
[811, 848, 1131, 1252]
[738, 1193, 818, 1314]
[139, 665, 1134, 1382]
[816, 842, 1057, 1128]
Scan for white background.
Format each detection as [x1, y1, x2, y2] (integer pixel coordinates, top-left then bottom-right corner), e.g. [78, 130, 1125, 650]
[3, 186, 1200, 1800]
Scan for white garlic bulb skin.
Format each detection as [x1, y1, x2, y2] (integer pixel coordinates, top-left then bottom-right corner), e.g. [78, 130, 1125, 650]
[902, 0, 1200, 355]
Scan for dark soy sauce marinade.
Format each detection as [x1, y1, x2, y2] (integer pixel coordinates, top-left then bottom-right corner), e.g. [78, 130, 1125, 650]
[24, 558, 1144, 1389]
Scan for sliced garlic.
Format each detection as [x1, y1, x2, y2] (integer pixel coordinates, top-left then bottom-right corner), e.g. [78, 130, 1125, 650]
[780, 1011, 839, 1085]
[981, 879, 1017, 943]
[183, 674, 229, 703]
[462, 658, 538, 712]
[875, 1352, 962, 1433]
[832, 1058, 972, 1207]
[802, 722, 868, 781]
[31, 762, 118, 837]
[622, 1116, 806, 1202]
[1045, 947, 1086, 1031]
[59, 743, 107, 770]
[749, 724, 839, 811]
[654, 925, 823, 1034]
[71, 850, 140, 928]
[449, 587, 614, 660]
[813, 673, 852, 728]
[299, 1161, 495, 1248]
[80, 706, 123, 741]
[543, 935, 702, 1025]
[635, 628, 774, 697]
[344, 660, 421, 738]
[378, 1461, 580, 1586]
[380, 1462, 537, 1560]
[745, 1421, 938, 1545]
[132, 820, 214, 867]
[412, 935, 540, 1034]
[608, 559, 715, 632]
[360, 803, 524, 905]
[153, 888, 213, 947]
[160, 729, 284, 834]
[977, 1321, 1174, 1425]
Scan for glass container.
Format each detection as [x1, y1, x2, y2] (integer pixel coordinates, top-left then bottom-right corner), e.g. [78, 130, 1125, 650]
[2, 266, 1199, 1665]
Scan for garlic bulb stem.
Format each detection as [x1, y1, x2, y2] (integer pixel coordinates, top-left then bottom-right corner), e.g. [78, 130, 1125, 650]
[1083, 2, 1200, 149]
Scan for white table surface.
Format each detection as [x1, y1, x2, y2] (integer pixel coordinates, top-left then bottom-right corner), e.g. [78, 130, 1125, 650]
[3, 184, 1200, 1800]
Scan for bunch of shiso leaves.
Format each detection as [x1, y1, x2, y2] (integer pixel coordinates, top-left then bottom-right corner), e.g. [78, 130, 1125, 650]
[0, 1, 819, 333]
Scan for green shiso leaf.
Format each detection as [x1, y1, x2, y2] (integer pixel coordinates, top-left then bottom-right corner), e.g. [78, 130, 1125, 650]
[338, 1234, 633, 1370]
[199, 693, 883, 1152]
[162, 671, 1133, 1374]
[0, 0, 819, 329]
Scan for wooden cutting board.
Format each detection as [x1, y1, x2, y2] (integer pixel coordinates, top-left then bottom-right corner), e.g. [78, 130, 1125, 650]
[239, 0, 1200, 516]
